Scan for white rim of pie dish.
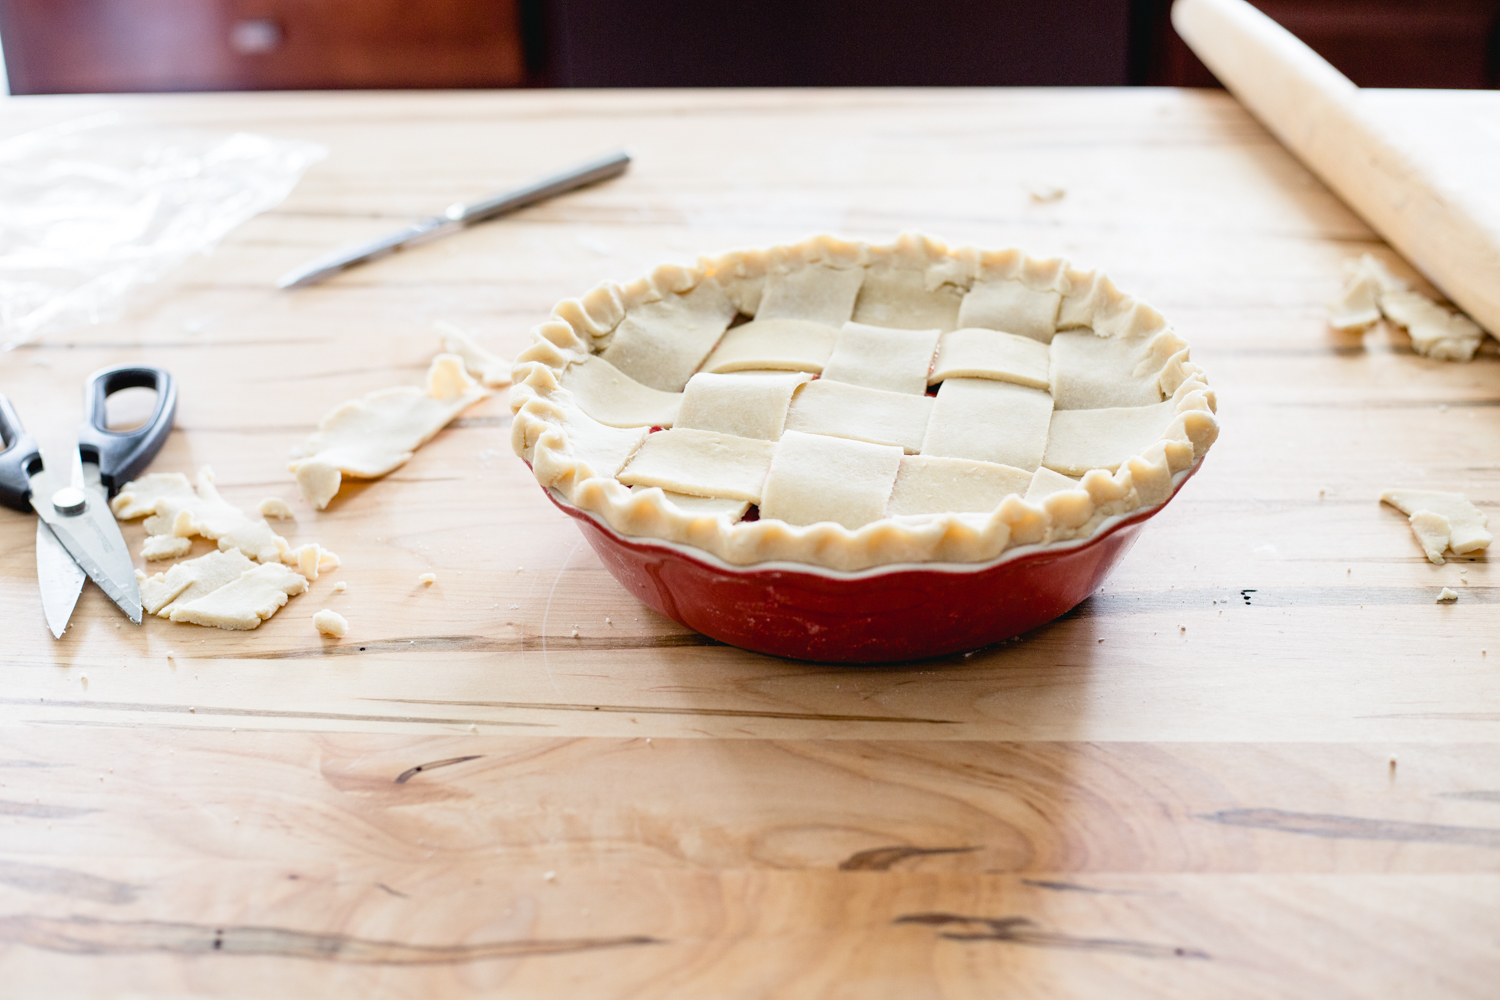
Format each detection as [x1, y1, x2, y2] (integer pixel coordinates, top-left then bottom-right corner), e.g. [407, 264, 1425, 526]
[511, 233, 1219, 574]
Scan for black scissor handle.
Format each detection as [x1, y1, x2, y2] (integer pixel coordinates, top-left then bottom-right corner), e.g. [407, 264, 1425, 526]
[0, 394, 43, 512]
[76, 365, 177, 497]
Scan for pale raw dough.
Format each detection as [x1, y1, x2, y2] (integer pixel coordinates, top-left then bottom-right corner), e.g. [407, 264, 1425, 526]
[258, 497, 294, 519]
[756, 264, 865, 325]
[931, 328, 1051, 389]
[168, 563, 308, 630]
[1437, 588, 1459, 602]
[419, 572, 436, 586]
[290, 353, 490, 510]
[1407, 510, 1453, 564]
[852, 266, 962, 331]
[547, 403, 651, 482]
[140, 535, 192, 561]
[561, 355, 682, 428]
[676, 371, 809, 440]
[1025, 466, 1083, 502]
[599, 280, 736, 391]
[717, 272, 764, 316]
[438, 323, 513, 387]
[1329, 255, 1487, 361]
[509, 235, 1221, 572]
[138, 549, 257, 617]
[957, 279, 1061, 343]
[784, 378, 934, 454]
[656, 491, 751, 520]
[1379, 290, 1485, 363]
[110, 473, 195, 519]
[886, 454, 1031, 516]
[1381, 489, 1493, 564]
[821, 322, 941, 395]
[759, 430, 902, 529]
[114, 466, 288, 563]
[1328, 257, 1385, 330]
[921, 379, 1053, 472]
[313, 609, 349, 637]
[1048, 331, 1165, 410]
[1042, 399, 1178, 476]
[281, 543, 339, 582]
[617, 428, 777, 501]
[333, 581, 347, 592]
[700, 319, 838, 374]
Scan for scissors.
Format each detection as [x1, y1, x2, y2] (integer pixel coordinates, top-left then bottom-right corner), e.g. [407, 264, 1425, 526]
[0, 364, 177, 638]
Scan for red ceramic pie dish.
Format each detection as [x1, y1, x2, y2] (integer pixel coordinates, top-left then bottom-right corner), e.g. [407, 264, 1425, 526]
[543, 461, 1202, 664]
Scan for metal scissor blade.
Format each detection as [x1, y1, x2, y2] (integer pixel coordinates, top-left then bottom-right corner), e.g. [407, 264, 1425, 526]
[31, 478, 143, 625]
[37, 518, 86, 638]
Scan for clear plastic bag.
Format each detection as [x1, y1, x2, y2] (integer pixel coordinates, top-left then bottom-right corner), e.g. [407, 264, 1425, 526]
[0, 114, 325, 349]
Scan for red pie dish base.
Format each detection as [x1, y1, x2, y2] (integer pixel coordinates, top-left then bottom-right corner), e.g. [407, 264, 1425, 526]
[543, 463, 1201, 664]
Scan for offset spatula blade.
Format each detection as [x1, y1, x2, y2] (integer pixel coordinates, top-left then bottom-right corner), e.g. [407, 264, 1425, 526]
[36, 516, 85, 639]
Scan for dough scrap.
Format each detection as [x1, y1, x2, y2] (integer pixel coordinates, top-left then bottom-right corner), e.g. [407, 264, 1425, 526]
[109, 473, 195, 520]
[258, 497, 294, 519]
[281, 543, 340, 582]
[759, 430, 902, 529]
[757, 264, 865, 325]
[1330, 255, 1489, 361]
[1048, 331, 1166, 410]
[1407, 510, 1453, 565]
[931, 328, 1051, 389]
[886, 454, 1031, 516]
[676, 371, 809, 440]
[1381, 489, 1493, 564]
[561, 355, 682, 428]
[1379, 290, 1485, 363]
[290, 353, 490, 510]
[852, 266, 962, 331]
[821, 321, 941, 395]
[617, 428, 777, 501]
[138, 549, 257, 618]
[141, 535, 192, 561]
[419, 572, 436, 586]
[700, 319, 838, 374]
[168, 563, 307, 630]
[313, 609, 349, 637]
[599, 279, 736, 391]
[1043, 400, 1179, 476]
[1437, 587, 1459, 603]
[438, 323, 513, 387]
[114, 466, 288, 563]
[957, 278, 1062, 343]
[784, 378, 934, 453]
[1328, 256, 1387, 330]
[921, 378, 1053, 472]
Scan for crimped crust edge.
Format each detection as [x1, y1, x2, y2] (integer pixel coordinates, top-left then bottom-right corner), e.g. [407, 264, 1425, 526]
[510, 234, 1219, 572]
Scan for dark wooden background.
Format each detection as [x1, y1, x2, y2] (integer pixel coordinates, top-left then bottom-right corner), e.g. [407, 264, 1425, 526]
[2, 0, 1498, 94]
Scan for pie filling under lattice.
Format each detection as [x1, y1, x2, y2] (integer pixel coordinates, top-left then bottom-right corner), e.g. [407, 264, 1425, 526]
[511, 234, 1218, 572]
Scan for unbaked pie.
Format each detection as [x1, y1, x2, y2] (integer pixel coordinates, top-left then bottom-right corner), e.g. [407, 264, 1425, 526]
[511, 234, 1218, 572]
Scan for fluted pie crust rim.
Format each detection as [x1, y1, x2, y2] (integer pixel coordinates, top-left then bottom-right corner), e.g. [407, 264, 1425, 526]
[510, 234, 1219, 573]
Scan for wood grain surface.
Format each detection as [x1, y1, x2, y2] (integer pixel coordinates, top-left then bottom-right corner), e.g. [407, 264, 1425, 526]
[1, 87, 1497, 998]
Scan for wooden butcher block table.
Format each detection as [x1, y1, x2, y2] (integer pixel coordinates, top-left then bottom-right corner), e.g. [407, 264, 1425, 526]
[0, 88, 1497, 999]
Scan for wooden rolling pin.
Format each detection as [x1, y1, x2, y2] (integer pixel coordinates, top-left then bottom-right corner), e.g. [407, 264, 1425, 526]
[1172, 0, 1500, 338]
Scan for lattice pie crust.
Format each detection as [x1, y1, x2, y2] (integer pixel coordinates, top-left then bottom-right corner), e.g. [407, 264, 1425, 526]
[511, 235, 1218, 572]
